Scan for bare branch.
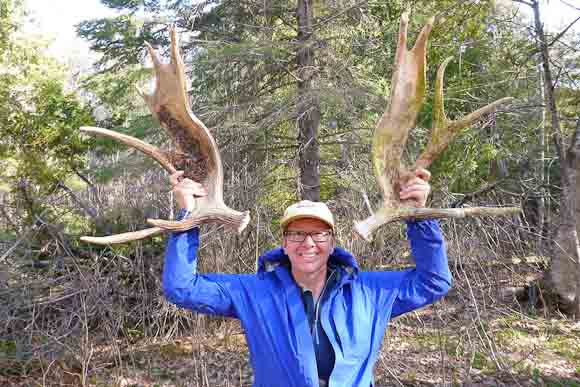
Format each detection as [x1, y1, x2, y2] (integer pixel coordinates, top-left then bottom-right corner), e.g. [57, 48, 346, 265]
[548, 15, 580, 47]
[559, 0, 580, 11]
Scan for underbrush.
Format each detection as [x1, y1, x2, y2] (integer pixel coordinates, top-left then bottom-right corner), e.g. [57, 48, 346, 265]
[1, 215, 579, 386]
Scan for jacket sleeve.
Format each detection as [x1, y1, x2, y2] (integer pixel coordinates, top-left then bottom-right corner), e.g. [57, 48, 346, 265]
[162, 212, 240, 318]
[391, 219, 452, 317]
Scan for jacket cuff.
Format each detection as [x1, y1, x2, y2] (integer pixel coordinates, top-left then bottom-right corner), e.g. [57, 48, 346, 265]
[171, 209, 199, 236]
[405, 219, 442, 241]
[176, 208, 191, 221]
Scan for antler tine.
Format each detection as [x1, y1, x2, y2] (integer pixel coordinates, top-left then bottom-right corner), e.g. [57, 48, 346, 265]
[354, 14, 520, 242]
[80, 126, 177, 174]
[81, 227, 165, 245]
[411, 16, 434, 60]
[414, 58, 514, 169]
[144, 41, 163, 74]
[356, 206, 520, 241]
[395, 12, 408, 63]
[169, 26, 188, 103]
[432, 56, 454, 130]
[148, 209, 251, 234]
[79, 126, 178, 244]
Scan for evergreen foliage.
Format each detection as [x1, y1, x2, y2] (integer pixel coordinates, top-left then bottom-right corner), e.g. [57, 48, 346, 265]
[76, 1, 524, 208]
[0, 0, 94, 226]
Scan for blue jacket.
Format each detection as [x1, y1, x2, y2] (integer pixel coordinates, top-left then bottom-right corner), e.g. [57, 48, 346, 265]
[163, 220, 451, 387]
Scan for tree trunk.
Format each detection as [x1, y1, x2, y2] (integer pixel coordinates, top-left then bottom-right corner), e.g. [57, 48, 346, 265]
[296, 0, 321, 201]
[529, 0, 580, 316]
[536, 65, 546, 254]
[571, 122, 580, 317]
[552, 122, 580, 316]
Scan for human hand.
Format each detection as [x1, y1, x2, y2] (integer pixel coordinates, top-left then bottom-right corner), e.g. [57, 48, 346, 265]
[399, 168, 431, 208]
[170, 171, 208, 211]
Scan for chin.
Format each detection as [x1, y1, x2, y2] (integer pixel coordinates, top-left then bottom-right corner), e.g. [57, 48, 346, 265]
[300, 263, 324, 273]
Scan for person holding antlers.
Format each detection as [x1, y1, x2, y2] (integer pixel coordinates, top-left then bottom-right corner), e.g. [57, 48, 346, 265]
[163, 167, 450, 387]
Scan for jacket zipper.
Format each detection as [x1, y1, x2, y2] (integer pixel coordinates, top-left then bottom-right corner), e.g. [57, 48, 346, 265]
[312, 268, 336, 344]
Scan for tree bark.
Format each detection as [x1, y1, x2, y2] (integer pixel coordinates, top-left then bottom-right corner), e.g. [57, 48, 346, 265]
[296, 0, 321, 201]
[528, 0, 580, 317]
[536, 65, 546, 254]
[552, 121, 580, 316]
[569, 121, 580, 316]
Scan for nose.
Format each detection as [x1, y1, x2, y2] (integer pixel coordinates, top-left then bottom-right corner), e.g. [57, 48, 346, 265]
[301, 234, 316, 246]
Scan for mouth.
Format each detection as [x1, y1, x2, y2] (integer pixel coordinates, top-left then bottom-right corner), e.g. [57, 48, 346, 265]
[298, 252, 319, 258]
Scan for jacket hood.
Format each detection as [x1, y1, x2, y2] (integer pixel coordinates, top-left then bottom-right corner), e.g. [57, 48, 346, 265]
[257, 246, 359, 274]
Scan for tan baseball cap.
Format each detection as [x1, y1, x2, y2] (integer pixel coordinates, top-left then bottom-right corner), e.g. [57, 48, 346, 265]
[280, 200, 335, 231]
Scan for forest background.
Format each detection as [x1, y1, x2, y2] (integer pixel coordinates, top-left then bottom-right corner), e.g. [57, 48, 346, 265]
[1, 0, 579, 386]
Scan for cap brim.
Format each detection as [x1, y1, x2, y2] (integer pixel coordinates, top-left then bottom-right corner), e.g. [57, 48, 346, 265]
[281, 215, 334, 230]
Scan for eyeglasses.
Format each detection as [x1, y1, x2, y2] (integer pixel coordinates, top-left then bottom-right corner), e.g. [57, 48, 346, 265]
[284, 230, 333, 243]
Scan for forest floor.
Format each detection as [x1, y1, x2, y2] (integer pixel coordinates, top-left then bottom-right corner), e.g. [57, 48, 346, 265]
[2, 310, 577, 387]
[1, 255, 579, 387]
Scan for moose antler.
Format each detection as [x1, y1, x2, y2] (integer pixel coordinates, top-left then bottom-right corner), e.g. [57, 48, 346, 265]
[80, 28, 250, 245]
[355, 14, 520, 242]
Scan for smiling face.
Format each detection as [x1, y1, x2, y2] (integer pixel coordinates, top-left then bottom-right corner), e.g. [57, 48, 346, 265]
[282, 218, 335, 279]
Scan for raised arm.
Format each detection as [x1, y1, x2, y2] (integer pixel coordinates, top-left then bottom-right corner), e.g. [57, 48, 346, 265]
[162, 172, 241, 317]
[359, 169, 451, 317]
[163, 221, 239, 317]
[392, 169, 451, 316]
[390, 219, 451, 317]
